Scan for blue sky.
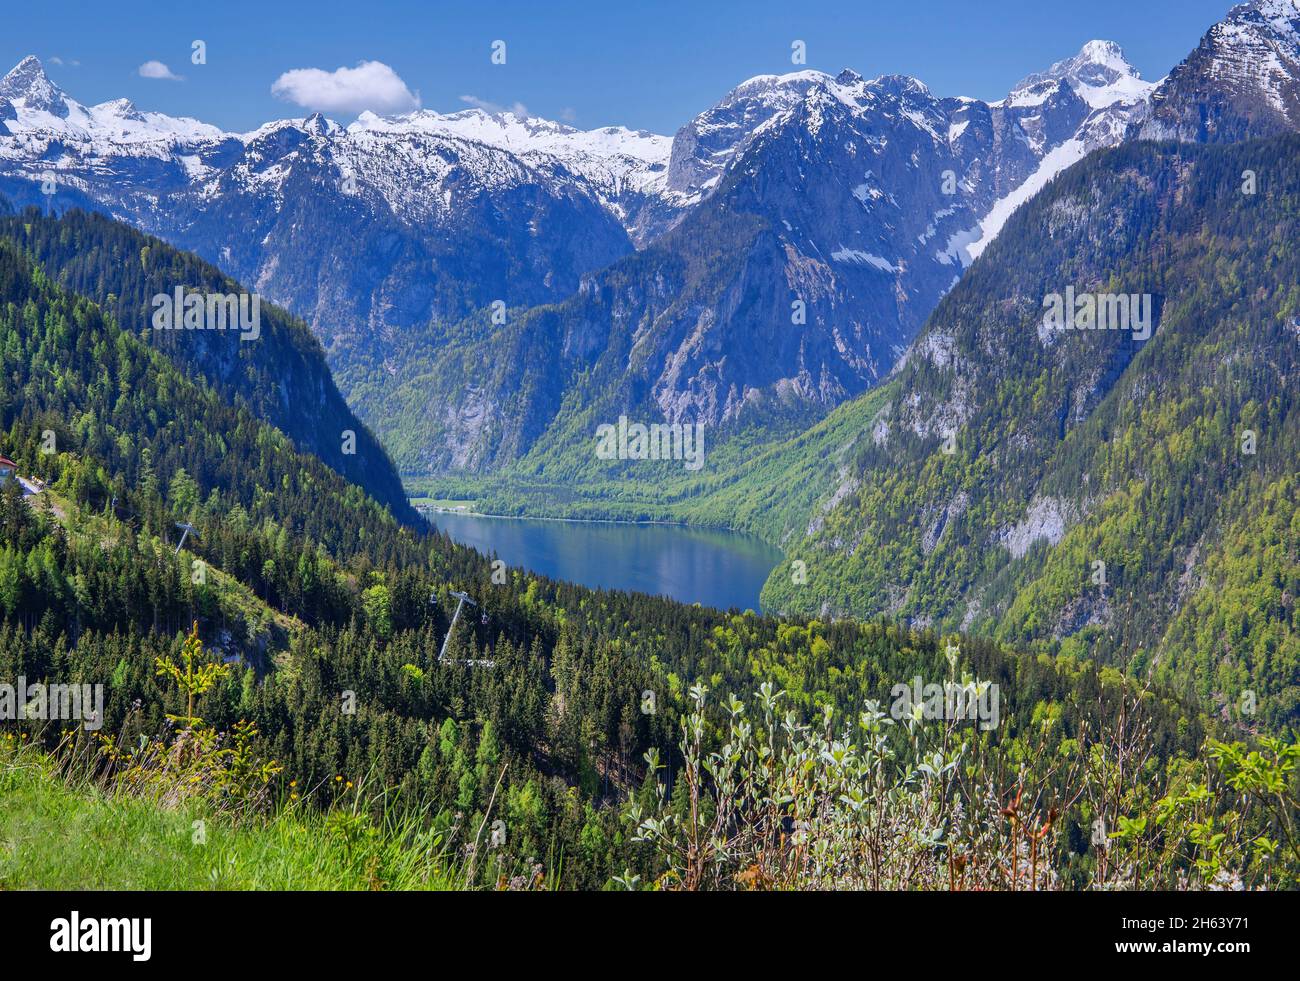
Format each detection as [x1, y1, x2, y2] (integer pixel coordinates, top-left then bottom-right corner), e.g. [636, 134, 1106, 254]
[5, 0, 1234, 134]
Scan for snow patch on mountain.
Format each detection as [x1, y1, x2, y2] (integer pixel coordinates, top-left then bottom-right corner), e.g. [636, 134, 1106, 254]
[956, 41, 1155, 264]
[964, 138, 1088, 261]
[830, 248, 898, 271]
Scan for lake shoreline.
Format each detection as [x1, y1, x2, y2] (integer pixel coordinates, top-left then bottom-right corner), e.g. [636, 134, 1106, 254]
[415, 503, 725, 533]
[419, 507, 783, 611]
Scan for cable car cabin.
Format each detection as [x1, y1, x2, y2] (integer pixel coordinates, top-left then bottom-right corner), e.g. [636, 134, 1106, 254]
[0, 456, 16, 487]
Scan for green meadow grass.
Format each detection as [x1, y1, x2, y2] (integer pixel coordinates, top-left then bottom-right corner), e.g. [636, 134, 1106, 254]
[0, 745, 459, 891]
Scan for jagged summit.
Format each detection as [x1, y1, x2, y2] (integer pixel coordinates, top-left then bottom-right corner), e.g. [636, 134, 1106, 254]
[868, 74, 933, 99]
[301, 111, 341, 137]
[1004, 40, 1153, 110]
[0, 55, 71, 116]
[1136, 0, 1300, 140]
[2, 55, 49, 88]
[1031, 40, 1140, 83]
[0, 54, 223, 143]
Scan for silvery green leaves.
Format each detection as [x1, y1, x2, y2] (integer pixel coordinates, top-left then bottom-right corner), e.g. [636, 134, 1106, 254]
[626, 663, 1005, 890]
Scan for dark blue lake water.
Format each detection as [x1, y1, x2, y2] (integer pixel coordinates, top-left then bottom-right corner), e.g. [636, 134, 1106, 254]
[425, 512, 782, 612]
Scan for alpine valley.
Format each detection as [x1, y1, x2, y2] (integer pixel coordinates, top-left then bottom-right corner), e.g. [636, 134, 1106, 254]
[0, 0, 1298, 897]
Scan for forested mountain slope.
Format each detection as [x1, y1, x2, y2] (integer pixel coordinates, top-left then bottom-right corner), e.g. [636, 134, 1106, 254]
[763, 135, 1300, 730]
[0, 204, 415, 523]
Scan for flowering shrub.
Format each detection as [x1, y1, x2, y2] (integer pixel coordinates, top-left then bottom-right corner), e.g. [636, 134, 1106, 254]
[622, 675, 1299, 891]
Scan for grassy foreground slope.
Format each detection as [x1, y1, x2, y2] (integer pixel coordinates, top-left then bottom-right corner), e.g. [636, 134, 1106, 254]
[0, 744, 457, 890]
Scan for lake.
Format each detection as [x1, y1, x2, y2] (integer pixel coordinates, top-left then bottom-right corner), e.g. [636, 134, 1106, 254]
[425, 511, 783, 612]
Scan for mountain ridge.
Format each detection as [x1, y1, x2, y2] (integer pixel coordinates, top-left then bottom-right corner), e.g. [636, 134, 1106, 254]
[1135, 0, 1300, 141]
[0, 200, 417, 523]
[0, 43, 1157, 477]
[333, 40, 1158, 475]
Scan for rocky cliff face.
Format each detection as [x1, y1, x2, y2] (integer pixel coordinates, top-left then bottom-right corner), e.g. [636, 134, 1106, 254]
[1135, 0, 1300, 142]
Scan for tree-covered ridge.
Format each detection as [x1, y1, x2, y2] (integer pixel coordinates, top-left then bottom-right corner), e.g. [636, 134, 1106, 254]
[763, 135, 1300, 730]
[0, 204, 415, 523]
[0, 236, 421, 565]
[7, 213, 1289, 889]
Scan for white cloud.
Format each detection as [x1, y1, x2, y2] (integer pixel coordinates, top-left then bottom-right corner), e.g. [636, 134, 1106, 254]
[138, 60, 182, 81]
[459, 94, 529, 117]
[49, 57, 80, 68]
[271, 61, 419, 115]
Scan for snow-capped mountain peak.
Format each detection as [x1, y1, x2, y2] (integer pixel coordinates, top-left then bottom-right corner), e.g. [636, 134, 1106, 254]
[1136, 0, 1300, 140]
[1056, 39, 1142, 83]
[349, 105, 669, 165]
[1250, 0, 1300, 38]
[1002, 40, 1154, 110]
[301, 111, 342, 138]
[726, 70, 834, 100]
[944, 41, 1155, 263]
[665, 69, 839, 201]
[1204, 0, 1300, 98]
[342, 104, 673, 241]
[95, 97, 143, 118]
[0, 55, 71, 116]
[0, 55, 228, 146]
[868, 73, 934, 100]
[0, 54, 677, 248]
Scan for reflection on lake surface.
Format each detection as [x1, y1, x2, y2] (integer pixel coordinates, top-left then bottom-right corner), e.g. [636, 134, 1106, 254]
[424, 511, 782, 612]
